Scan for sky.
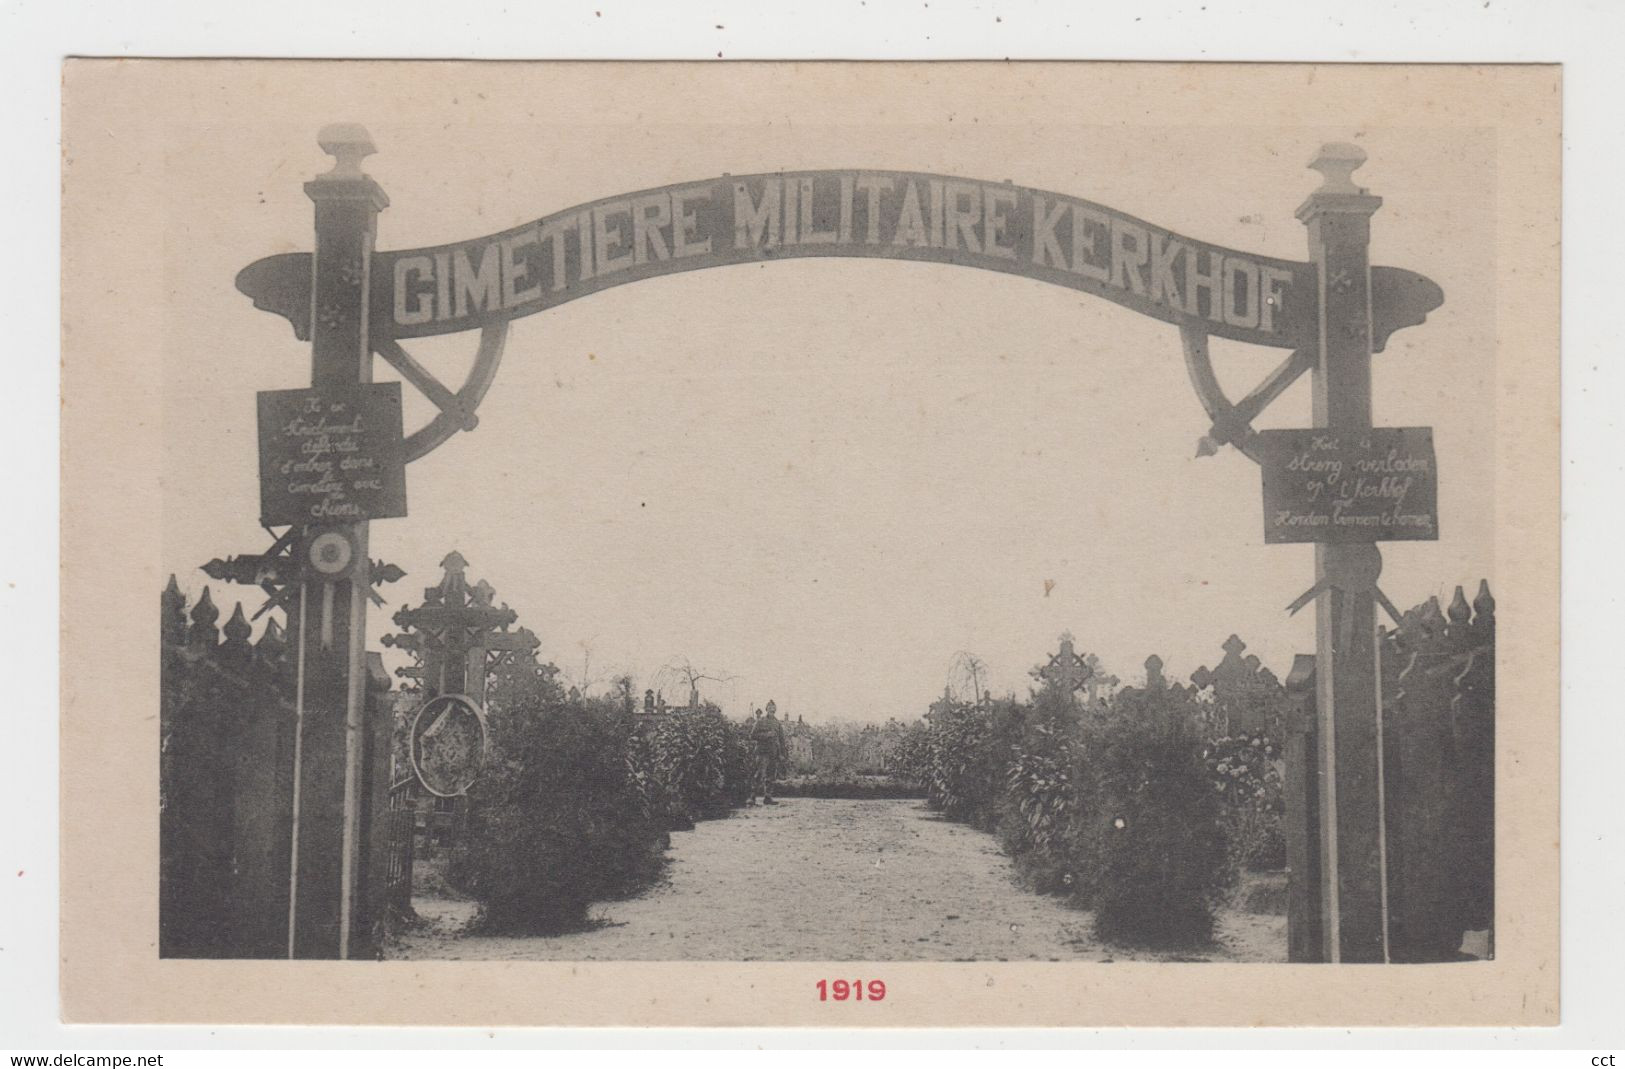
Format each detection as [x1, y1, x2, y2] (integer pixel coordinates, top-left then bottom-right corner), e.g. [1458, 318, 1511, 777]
[159, 68, 1496, 722]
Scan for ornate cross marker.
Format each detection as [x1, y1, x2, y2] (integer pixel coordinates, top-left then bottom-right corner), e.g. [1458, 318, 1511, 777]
[1191, 634, 1284, 737]
[1037, 634, 1094, 700]
[1080, 652, 1119, 705]
[383, 551, 540, 706]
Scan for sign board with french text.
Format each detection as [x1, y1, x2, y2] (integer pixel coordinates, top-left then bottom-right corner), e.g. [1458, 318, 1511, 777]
[256, 383, 407, 527]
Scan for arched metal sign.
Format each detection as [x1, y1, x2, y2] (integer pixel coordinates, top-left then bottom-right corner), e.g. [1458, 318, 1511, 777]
[241, 168, 1442, 351]
[238, 165, 1442, 464]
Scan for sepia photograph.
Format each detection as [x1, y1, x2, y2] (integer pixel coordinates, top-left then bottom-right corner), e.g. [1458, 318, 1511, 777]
[57, 59, 1560, 1027]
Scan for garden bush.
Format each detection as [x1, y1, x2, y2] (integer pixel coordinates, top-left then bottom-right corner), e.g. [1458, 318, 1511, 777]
[994, 688, 1091, 898]
[634, 705, 753, 824]
[1080, 682, 1229, 948]
[908, 631, 1299, 952]
[885, 720, 931, 785]
[922, 698, 1024, 829]
[448, 695, 668, 934]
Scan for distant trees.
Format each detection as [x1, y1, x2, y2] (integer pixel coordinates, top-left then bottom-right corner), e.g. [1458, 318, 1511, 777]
[786, 719, 916, 780]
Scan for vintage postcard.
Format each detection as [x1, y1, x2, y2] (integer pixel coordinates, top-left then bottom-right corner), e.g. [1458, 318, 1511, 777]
[60, 60, 1559, 1026]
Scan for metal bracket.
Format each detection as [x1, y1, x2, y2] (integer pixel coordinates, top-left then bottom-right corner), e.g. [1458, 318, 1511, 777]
[374, 323, 509, 462]
[235, 253, 509, 465]
[1181, 321, 1315, 464]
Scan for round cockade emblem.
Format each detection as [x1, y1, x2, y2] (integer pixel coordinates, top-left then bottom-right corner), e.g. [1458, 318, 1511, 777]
[409, 693, 489, 798]
[306, 530, 355, 576]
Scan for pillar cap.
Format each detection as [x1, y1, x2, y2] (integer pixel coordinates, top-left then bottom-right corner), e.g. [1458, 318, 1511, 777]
[1296, 141, 1382, 223]
[316, 123, 376, 179]
[305, 123, 390, 209]
[1308, 142, 1369, 195]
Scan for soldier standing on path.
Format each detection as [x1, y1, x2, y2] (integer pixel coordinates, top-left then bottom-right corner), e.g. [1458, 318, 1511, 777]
[750, 701, 788, 805]
[744, 708, 763, 805]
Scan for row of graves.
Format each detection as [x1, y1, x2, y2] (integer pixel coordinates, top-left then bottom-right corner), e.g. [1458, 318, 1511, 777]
[927, 596, 1493, 963]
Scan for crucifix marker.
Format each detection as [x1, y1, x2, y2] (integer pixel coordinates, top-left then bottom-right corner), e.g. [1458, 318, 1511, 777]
[1038, 634, 1094, 698]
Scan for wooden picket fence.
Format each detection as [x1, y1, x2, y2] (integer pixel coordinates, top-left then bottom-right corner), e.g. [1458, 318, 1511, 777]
[1282, 580, 1495, 962]
[1380, 581, 1496, 961]
[160, 577, 397, 958]
[160, 579, 298, 958]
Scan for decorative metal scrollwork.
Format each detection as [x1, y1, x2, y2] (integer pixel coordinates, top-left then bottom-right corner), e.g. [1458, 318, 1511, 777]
[235, 254, 508, 464]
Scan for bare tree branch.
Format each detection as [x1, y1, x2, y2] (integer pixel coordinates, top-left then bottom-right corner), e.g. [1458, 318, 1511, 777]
[946, 650, 988, 703]
[654, 655, 740, 705]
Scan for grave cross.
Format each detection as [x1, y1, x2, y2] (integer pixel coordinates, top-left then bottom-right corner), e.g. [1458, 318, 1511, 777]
[382, 551, 535, 704]
[1191, 634, 1282, 737]
[1191, 634, 1253, 692]
[1144, 654, 1166, 689]
[1080, 652, 1119, 704]
[1038, 634, 1094, 698]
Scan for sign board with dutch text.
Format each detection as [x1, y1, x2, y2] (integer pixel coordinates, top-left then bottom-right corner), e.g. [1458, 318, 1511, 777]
[257, 383, 407, 527]
[1258, 427, 1439, 544]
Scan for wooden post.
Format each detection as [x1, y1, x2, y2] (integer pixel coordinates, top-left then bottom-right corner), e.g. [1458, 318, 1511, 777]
[1282, 653, 1322, 962]
[1296, 143, 1388, 963]
[289, 125, 389, 959]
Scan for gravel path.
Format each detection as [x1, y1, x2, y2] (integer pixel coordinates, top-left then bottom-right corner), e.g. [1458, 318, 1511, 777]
[390, 798, 1284, 962]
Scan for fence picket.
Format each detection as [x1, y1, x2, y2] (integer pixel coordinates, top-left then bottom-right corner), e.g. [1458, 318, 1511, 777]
[1378, 580, 1495, 961]
[160, 581, 392, 957]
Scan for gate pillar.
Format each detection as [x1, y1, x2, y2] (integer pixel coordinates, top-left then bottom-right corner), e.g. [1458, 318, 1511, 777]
[1296, 143, 1388, 962]
[288, 126, 389, 959]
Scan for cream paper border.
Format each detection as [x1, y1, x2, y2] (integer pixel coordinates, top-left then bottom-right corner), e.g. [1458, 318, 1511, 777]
[60, 60, 1560, 1027]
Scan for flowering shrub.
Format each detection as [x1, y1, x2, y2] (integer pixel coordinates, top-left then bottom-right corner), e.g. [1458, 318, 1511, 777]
[1204, 733, 1286, 873]
[995, 691, 1091, 897]
[885, 720, 931, 784]
[997, 736, 1087, 896]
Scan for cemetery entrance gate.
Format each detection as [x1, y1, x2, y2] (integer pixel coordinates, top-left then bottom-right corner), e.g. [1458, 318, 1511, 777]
[226, 127, 1446, 961]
